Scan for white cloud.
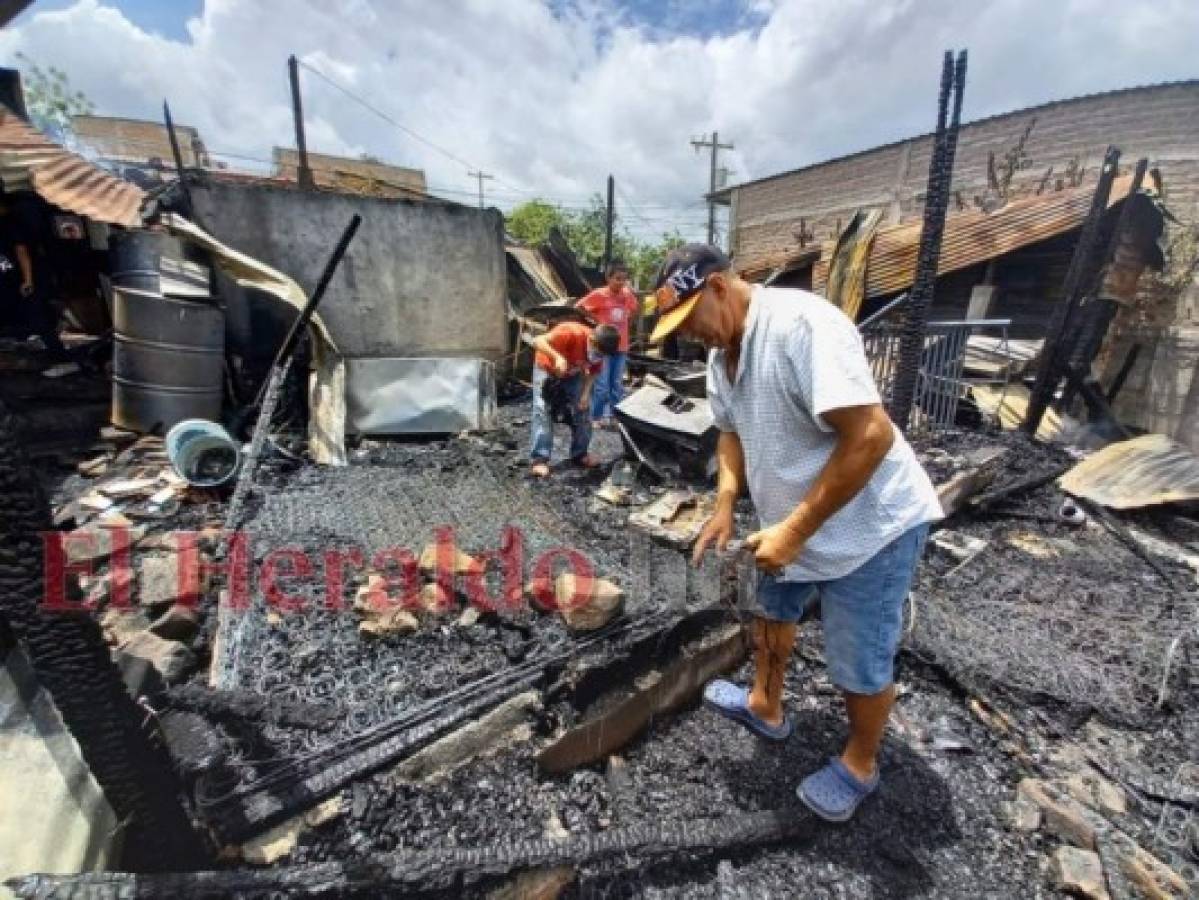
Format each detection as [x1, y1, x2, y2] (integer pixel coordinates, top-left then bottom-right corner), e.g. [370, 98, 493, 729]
[1, 0, 1196, 241]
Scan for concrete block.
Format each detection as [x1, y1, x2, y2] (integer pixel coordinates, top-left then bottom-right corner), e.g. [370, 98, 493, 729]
[137, 553, 207, 611]
[1050, 846, 1109, 900]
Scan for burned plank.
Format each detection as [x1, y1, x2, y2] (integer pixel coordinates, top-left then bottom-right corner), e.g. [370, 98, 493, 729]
[203, 670, 539, 844]
[538, 624, 748, 773]
[9, 807, 815, 898]
[934, 446, 1007, 518]
[966, 462, 1072, 513]
[163, 683, 342, 731]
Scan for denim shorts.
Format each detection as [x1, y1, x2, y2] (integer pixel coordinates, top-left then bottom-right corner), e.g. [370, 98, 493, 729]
[756, 524, 929, 695]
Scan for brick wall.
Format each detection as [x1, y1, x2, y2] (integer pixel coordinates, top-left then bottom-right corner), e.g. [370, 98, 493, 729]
[728, 81, 1199, 446]
[71, 115, 202, 166]
[729, 81, 1199, 317]
[274, 148, 427, 198]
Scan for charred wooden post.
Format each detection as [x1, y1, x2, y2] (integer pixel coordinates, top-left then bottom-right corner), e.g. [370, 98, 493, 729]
[162, 99, 194, 219]
[1023, 146, 1121, 436]
[0, 402, 206, 871]
[1060, 157, 1150, 409]
[887, 50, 967, 431]
[288, 54, 316, 190]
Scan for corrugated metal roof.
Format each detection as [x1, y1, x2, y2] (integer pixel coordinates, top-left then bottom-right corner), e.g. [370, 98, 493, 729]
[812, 174, 1142, 299]
[1059, 433, 1199, 509]
[507, 245, 568, 300]
[0, 106, 144, 227]
[737, 245, 822, 282]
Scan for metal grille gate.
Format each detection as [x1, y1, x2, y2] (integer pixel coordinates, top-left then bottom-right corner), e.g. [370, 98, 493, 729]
[861, 318, 1010, 433]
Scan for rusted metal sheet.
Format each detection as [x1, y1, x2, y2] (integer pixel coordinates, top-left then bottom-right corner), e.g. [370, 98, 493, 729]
[0, 106, 144, 227]
[812, 174, 1143, 299]
[1059, 433, 1199, 509]
[507, 245, 568, 300]
[737, 245, 821, 283]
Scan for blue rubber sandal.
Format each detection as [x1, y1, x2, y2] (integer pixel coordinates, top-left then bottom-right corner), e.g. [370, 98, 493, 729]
[702, 679, 794, 742]
[798, 757, 880, 822]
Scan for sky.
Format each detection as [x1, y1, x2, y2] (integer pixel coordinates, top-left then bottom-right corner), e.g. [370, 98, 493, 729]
[3, 0, 1197, 243]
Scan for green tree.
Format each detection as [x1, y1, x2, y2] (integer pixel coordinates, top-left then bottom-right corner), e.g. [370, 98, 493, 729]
[16, 53, 94, 138]
[505, 199, 566, 246]
[506, 197, 687, 290]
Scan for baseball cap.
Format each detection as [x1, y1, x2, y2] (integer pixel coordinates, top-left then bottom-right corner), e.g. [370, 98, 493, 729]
[650, 244, 732, 343]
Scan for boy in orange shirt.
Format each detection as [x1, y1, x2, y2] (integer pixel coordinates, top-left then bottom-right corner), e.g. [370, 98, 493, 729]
[575, 262, 639, 426]
[529, 322, 620, 478]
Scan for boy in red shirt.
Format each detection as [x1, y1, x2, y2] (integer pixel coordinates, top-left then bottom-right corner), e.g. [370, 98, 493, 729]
[575, 261, 639, 426]
[529, 322, 620, 478]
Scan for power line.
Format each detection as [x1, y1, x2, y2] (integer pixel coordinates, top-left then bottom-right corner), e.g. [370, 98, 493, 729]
[297, 58, 539, 200]
[85, 128, 714, 220]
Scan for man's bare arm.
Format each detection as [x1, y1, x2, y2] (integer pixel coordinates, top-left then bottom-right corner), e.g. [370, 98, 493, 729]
[531, 334, 566, 374]
[784, 404, 894, 542]
[693, 430, 748, 564]
[713, 430, 748, 513]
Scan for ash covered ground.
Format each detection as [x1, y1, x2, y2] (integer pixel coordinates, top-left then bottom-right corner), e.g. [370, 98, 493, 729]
[34, 396, 1199, 897]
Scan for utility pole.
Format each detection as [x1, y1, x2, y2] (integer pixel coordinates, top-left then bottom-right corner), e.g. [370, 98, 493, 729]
[468, 170, 494, 208]
[692, 131, 734, 245]
[288, 54, 315, 190]
[603, 174, 615, 270]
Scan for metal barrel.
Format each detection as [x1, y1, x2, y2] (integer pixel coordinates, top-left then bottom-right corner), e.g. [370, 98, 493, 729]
[109, 229, 164, 295]
[111, 287, 224, 433]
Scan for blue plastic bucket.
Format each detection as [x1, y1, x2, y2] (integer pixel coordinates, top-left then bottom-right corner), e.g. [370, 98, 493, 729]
[165, 419, 241, 488]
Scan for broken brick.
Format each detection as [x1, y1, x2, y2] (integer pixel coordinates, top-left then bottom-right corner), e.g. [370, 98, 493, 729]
[1018, 778, 1102, 849]
[1062, 772, 1127, 818]
[420, 582, 456, 616]
[117, 630, 196, 692]
[555, 573, 624, 632]
[487, 866, 575, 900]
[418, 543, 482, 576]
[77, 454, 111, 477]
[1001, 798, 1042, 832]
[148, 603, 201, 642]
[240, 795, 343, 865]
[98, 607, 151, 648]
[359, 609, 419, 640]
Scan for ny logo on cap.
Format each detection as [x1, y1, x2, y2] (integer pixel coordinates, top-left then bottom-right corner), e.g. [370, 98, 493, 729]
[666, 263, 704, 298]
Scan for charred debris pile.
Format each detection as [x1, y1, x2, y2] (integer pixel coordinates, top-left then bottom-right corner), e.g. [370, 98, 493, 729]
[2, 50, 1198, 900]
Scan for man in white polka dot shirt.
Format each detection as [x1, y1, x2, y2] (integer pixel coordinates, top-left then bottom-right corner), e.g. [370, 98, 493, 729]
[651, 245, 942, 822]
